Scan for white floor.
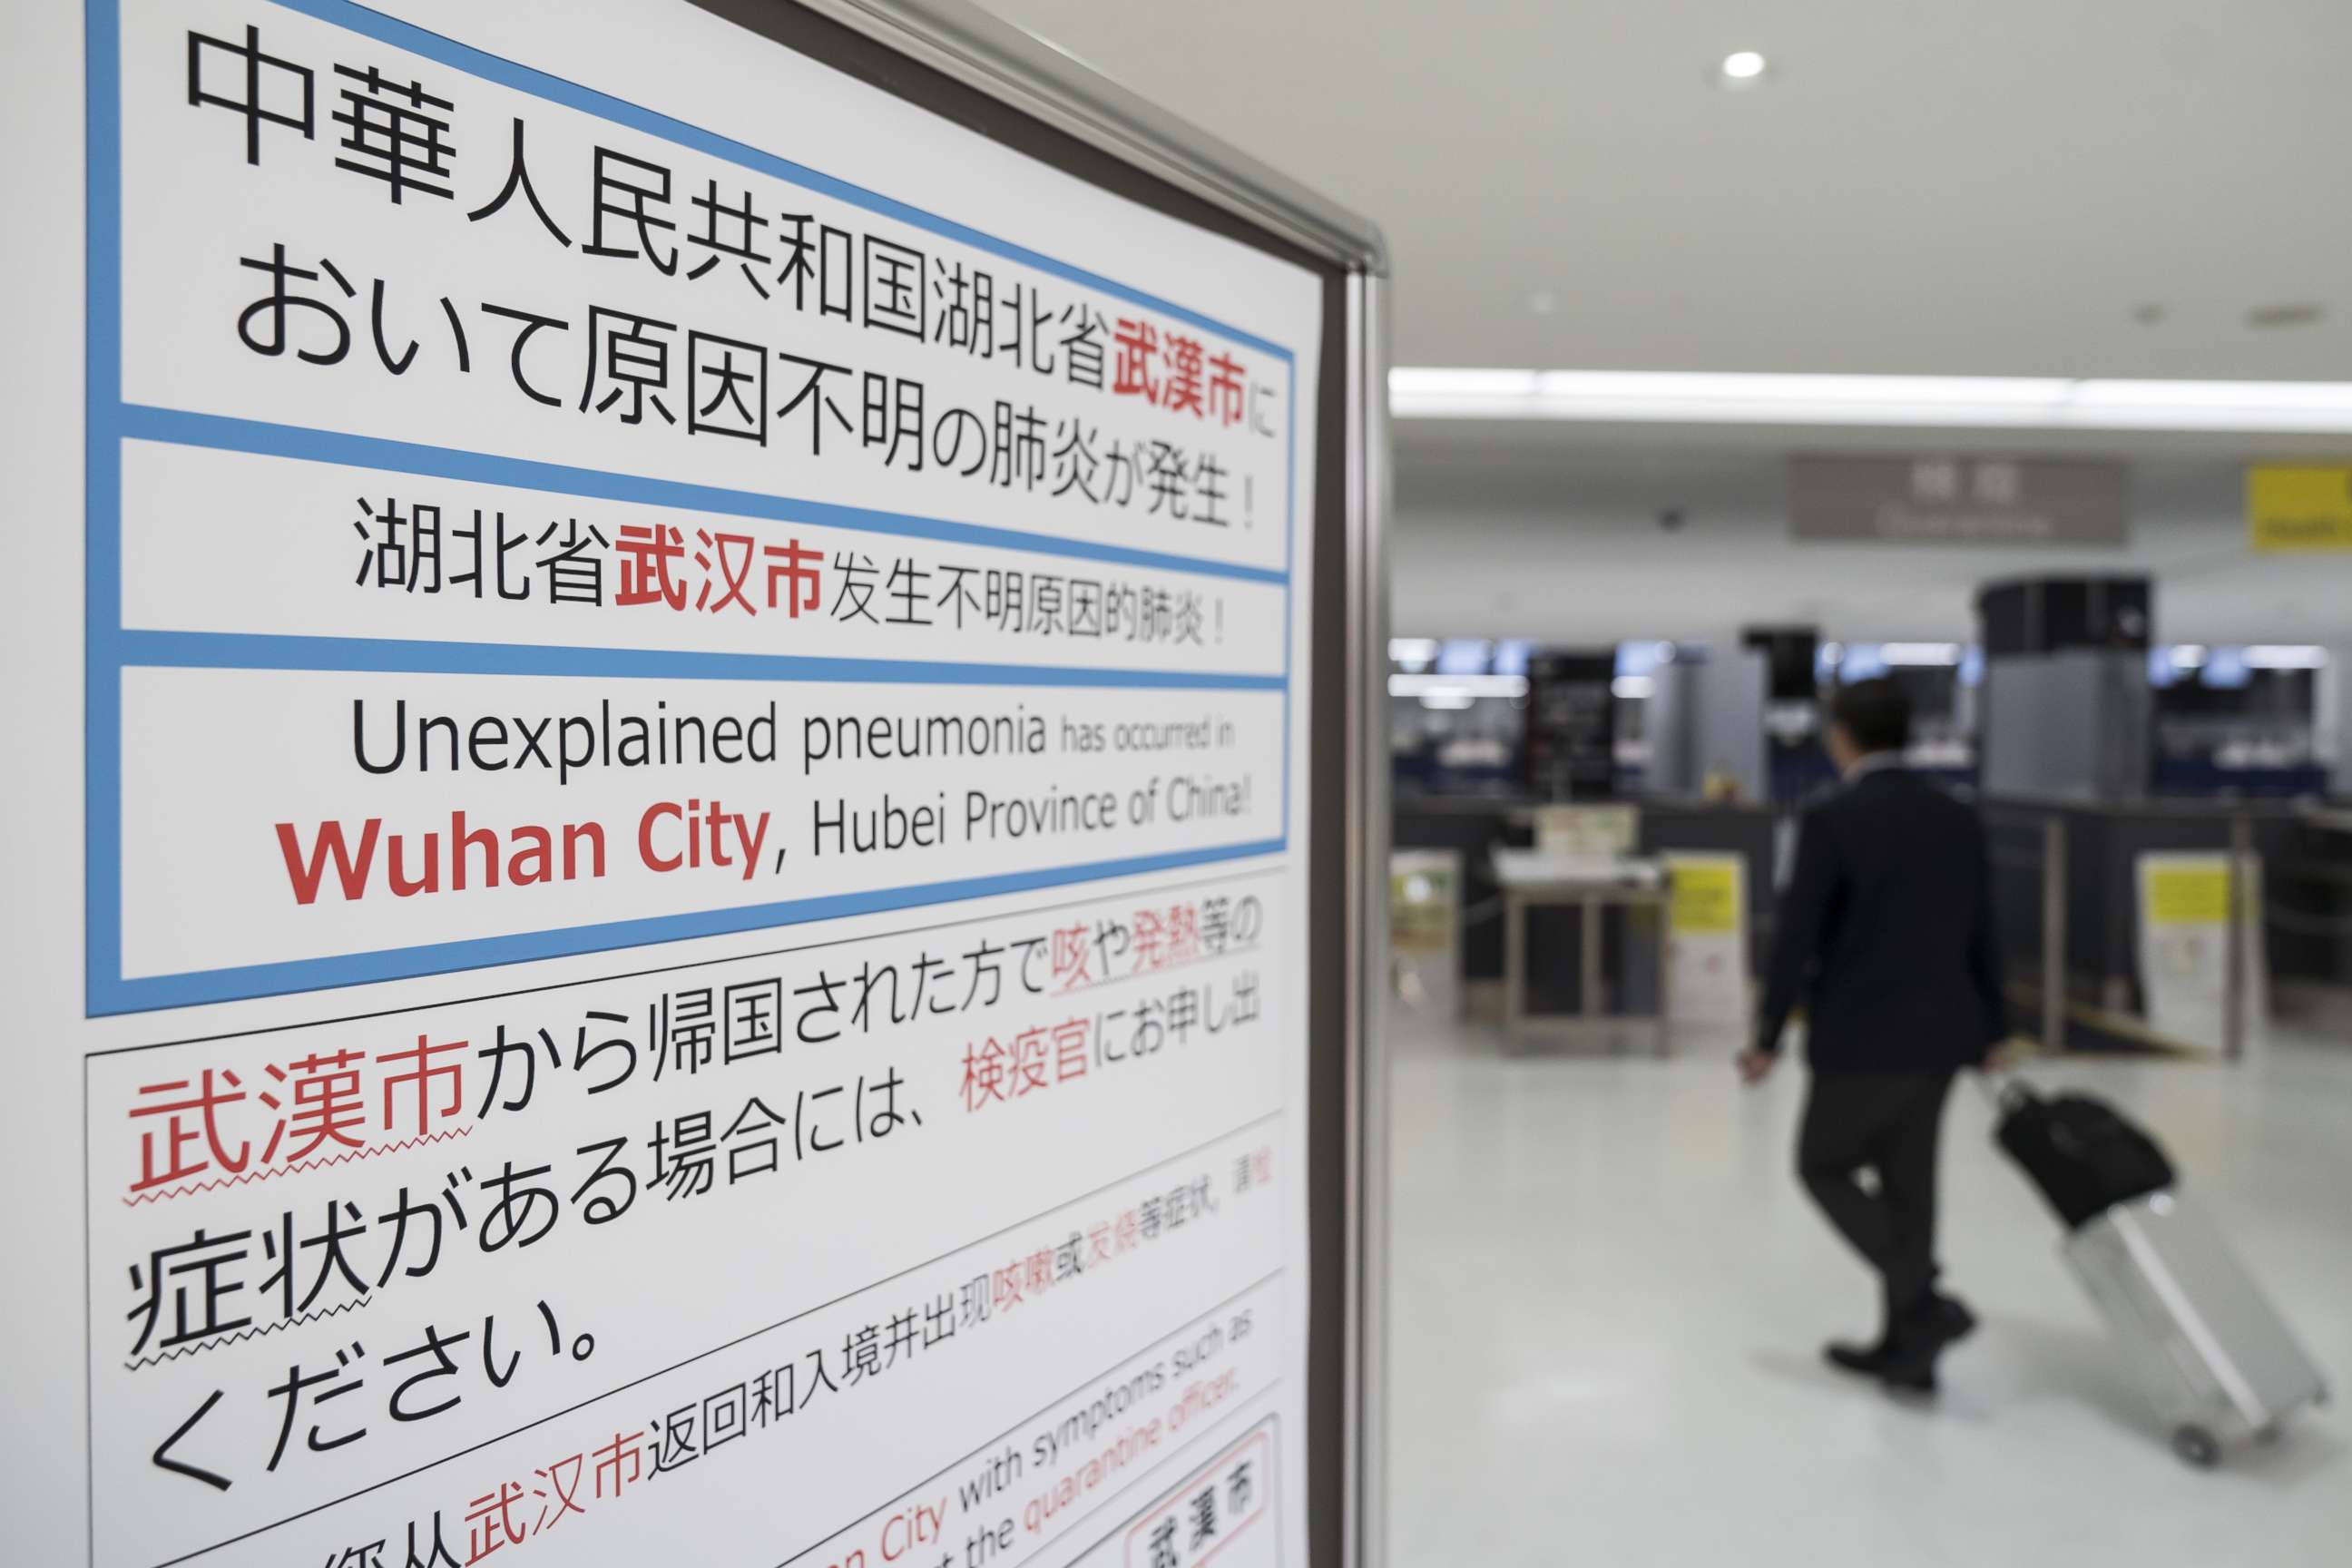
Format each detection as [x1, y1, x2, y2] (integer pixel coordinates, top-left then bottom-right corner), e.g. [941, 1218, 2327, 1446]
[1383, 1013, 2352, 1568]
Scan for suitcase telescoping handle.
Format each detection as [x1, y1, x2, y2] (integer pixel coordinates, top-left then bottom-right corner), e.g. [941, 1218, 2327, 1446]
[1969, 1059, 2034, 1119]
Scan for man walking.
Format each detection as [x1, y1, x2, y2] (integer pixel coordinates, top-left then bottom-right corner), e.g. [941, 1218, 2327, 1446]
[1740, 677, 2009, 1393]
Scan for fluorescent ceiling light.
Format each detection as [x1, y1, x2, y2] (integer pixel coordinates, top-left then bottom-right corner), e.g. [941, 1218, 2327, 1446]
[2241, 644, 2328, 669]
[1388, 637, 1439, 670]
[1388, 368, 2352, 434]
[1719, 50, 1768, 82]
[1614, 640, 1677, 678]
[1418, 693, 1475, 711]
[1878, 642, 1965, 666]
[1388, 673, 1529, 699]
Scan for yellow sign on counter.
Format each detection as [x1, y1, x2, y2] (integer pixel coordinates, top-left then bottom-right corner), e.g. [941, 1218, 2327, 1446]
[1663, 853, 1749, 1026]
[2247, 466, 2352, 552]
[2143, 863, 2231, 926]
[1669, 858, 1742, 934]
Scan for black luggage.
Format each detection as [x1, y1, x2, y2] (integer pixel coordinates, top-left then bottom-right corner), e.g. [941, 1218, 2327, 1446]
[1991, 1083, 2173, 1230]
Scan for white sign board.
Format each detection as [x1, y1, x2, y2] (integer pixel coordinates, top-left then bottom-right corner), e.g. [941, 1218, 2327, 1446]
[1533, 804, 1638, 865]
[1662, 853, 1748, 1028]
[2136, 852, 2269, 1056]
[3, 3, 1328, 1564]
[1388, 848, 1460, 1018]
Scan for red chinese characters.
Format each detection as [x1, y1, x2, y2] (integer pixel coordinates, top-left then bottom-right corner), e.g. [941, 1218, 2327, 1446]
[127, 1034, 469, 1198]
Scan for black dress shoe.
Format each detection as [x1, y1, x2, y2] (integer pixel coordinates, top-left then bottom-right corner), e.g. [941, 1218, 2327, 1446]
[1823, 1339, 1896, 1377]
[1877, 1293, 1979, 1391]
[1881, 1360, 1939, 1396]
[1925, 1292, 1978, 1347]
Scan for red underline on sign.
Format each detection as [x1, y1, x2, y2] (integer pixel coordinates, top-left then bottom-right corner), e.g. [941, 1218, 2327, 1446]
[118, 1124, 475, 1207]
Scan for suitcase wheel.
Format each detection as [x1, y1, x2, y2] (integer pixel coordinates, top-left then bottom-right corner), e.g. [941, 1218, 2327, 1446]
[2171, 1425, 2221, 1469]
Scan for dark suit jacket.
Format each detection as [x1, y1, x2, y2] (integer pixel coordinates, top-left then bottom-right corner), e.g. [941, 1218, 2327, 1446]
[1758, 764, 2007, 1073]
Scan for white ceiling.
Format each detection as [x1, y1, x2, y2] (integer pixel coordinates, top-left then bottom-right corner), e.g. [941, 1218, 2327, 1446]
[978, 0, 2352, 379]
[974, 1, 2352, 645]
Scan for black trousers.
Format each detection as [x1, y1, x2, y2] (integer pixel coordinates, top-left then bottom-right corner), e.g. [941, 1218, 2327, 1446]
[1797, 1071, 1956, 1329]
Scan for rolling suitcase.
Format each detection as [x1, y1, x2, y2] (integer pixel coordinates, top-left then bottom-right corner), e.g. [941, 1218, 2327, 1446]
[2063, 1190, 2328, 1465]
[1987, 1079, 2329, 1467]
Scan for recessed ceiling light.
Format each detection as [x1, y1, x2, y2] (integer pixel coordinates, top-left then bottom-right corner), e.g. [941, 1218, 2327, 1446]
[1718, 50, 1769, 83]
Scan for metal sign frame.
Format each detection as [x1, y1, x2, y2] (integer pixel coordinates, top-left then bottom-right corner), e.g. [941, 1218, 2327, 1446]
[696, 5, 1395, 1561]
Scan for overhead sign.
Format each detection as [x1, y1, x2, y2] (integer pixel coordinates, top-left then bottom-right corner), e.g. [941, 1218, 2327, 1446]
[9, 2, 1357, 1565]
[2247, 466, 2352, 552]
[1788, 455, 2131, 545]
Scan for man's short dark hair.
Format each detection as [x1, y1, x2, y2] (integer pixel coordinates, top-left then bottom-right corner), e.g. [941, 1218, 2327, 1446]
[1829, 676, 1912, 754]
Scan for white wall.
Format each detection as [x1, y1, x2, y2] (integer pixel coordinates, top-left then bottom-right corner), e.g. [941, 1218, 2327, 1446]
[1388, 448, 2352, 767]
[1390, 496, 2344, 648]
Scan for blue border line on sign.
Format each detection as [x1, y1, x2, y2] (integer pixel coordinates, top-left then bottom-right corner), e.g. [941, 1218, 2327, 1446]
[1284, 361, 1297, 859]
[118, 628, 1290, 689]
[108, 839, 1289, 1014]
[86, 0, 125, 1014]
[85, 0, 1302, 1017]
[123, 406, 1289, 586]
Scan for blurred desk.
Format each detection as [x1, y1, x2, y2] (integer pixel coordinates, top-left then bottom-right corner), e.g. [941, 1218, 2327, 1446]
[1492, 850, 1671, 1052]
